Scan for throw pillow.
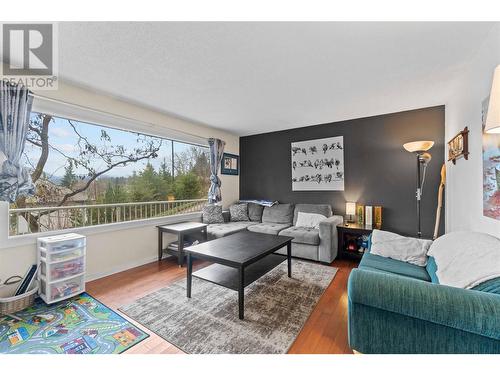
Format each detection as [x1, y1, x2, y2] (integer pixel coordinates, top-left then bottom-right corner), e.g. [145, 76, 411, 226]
[370, 229, 432, 267]
[247, 202, 264, 222]
[202, 205, 224, 224]
[229, 203, 249, 222]
[295, 212, 327, 229]
[427, 231, 500, 289]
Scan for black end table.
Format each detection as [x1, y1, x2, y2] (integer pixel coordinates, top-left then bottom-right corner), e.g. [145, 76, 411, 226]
[337, 223, 373, 261]
[184, 231, 293, 320]
[157, 222, 208, 266]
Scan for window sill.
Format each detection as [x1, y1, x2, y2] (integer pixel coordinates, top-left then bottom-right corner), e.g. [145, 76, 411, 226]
[0, 211, 203, 249]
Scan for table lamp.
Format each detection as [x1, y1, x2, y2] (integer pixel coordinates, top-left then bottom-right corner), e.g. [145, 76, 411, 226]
[345, 202, 356, 226]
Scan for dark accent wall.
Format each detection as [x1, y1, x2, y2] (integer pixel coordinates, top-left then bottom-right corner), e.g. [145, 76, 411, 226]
[240, 106, 445, 238]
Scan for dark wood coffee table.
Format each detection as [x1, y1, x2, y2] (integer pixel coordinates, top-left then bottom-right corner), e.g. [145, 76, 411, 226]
[184, 231, 293, 319]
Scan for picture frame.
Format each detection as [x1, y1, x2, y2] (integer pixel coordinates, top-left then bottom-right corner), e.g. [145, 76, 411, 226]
[290, 136, 344, 191]
[482, 96, 500, 221]
[374, 206, 383, 229]
[221, 153, 239, 175]
[448, 126, 469, 165]
[365, 206, 373, 226]
[356, 204, 364, 225]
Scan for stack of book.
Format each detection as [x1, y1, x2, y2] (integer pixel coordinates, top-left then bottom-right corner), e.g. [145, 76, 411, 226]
[168, 240, 199, 250]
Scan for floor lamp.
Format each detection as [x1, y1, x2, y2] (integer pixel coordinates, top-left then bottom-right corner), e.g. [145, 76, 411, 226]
[403, 141, 434, 238]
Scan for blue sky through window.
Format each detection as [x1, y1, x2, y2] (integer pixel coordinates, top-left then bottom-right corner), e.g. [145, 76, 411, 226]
[24, 112, 204, 180]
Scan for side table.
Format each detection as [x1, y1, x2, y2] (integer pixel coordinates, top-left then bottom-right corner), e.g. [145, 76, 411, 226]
[337, 223, 373, 261]
[157, 222, 208, 266]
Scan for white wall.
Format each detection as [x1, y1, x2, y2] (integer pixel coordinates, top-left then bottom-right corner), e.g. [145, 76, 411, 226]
[0, 81, 240, 283]
[445, 24, 500, 236]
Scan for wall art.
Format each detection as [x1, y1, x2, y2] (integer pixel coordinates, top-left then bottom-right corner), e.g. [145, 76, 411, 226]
[448, 126, 469, 164]
[221, 153, 239, 175]
[291, 136, 344, 191]
[482, 96, 500, 220]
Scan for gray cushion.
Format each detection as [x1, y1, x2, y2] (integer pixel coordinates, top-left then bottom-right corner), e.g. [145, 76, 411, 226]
[293, 204, 332, 226]
[276, 242, 319, 261]
[202, 205, 224, 224]
[206, 222, 254, 239]
[248, 202, 264, 222]
[279, 226, 320, 246]
[229, 203, 249, 222]
[262, 203, 294, 224]
[247, 223, 292, 235]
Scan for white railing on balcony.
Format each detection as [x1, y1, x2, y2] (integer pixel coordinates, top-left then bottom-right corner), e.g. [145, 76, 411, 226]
[9, 199, 208, 236]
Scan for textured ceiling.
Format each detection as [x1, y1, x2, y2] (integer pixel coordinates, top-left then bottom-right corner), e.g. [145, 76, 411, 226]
[58, 22, 497, 135]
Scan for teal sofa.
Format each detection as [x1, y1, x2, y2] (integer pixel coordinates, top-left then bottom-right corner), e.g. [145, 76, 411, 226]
[348, 248, 500, 354]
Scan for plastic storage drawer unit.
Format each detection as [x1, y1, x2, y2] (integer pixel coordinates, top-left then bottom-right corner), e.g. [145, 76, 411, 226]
[37, 233, 86, 304]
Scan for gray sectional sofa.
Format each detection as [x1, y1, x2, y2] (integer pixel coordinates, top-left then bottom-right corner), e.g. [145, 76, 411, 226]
[205, 203, 343, 263]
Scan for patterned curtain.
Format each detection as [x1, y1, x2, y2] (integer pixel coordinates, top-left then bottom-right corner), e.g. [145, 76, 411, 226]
[0, 81, 35, 202]
[207, 138, 225, 204]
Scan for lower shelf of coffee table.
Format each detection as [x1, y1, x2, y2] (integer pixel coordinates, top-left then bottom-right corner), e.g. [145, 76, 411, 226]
[192, 253, 287, 291]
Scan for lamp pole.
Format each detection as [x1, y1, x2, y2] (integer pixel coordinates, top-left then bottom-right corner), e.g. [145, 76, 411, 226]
[403, 141, 433, 239]
[416, 153, 422, 238]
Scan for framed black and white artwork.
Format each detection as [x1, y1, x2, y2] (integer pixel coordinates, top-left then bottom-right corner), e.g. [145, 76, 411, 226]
[291, 136, 344, 191]
[221, 153, 239, 175]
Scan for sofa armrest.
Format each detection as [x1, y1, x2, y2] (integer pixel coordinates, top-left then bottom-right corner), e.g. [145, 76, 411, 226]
[348, 268, 500, 340]
[318, 215, 344, 263]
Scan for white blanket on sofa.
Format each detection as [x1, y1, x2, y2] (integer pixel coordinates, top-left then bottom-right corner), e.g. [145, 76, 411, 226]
[427, 231, 500, 289]
[370, 229, 432, 266]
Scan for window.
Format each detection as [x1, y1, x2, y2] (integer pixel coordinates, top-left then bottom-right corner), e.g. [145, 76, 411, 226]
[9, 112, 210, 236]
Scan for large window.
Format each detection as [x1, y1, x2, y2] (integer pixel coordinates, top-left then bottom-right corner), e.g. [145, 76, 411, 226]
[9, 112, 210, 236]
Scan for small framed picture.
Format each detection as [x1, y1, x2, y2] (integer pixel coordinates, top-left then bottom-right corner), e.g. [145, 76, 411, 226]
[447, 126, 469, 165]
[221, 153, 239, 175]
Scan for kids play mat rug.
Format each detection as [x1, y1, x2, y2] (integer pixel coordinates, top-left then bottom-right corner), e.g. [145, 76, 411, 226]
[0, 293, 148, 354]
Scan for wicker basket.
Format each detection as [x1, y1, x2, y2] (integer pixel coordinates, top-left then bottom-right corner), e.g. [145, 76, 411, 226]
[0, 276, 39, 315]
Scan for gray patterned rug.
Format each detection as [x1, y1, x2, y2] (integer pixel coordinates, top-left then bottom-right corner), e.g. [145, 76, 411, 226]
[119, 260, 337, 354]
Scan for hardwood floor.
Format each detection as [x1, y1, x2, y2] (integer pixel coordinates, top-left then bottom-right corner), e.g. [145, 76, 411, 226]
[86, 257, 357, 354]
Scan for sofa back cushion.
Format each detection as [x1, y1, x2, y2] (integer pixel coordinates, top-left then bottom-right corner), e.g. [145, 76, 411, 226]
[293, 204, 332, 226]
[262, 203, 294, 224]
[247, 202, 264, 222]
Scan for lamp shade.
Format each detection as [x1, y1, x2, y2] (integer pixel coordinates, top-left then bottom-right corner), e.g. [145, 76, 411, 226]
[346, 202, 356, 216]
[485, 65, 500, 134]
[403, 141, 434, 153]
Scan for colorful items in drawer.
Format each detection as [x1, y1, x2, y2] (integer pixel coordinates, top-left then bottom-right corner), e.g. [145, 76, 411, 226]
[51, 260, 84, 279]
[51, 281, 82, 300]
[47, 241, 84, 252]
[50, 248, 84, 262]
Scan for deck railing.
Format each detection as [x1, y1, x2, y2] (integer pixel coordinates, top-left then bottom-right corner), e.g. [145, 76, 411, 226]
[9, 199, 208, 236]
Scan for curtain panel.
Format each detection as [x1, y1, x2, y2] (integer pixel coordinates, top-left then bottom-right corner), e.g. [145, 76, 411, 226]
[207, 138, 225, 204]
[0, 81, 35, 202]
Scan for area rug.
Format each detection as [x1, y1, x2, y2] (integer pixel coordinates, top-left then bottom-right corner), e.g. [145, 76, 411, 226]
[0, 293, 148, 354]
[119, 259, 337, 354]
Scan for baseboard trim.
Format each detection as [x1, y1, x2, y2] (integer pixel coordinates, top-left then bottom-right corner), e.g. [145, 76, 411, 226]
[85, 255, 159, 282]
